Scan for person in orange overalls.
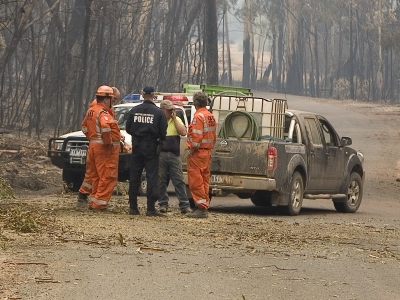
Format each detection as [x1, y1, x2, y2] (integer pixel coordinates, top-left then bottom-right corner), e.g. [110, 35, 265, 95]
[186, 92, 216, 218]
[81, 85, 121, 211]
[76, 87, 121, 208]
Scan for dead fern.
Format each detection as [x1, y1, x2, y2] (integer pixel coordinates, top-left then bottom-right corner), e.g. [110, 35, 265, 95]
[0, 177, 15, 200]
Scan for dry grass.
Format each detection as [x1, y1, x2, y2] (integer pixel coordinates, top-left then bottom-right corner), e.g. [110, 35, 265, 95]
[1, 195, 398, 262]
[0, 177, 15, 200]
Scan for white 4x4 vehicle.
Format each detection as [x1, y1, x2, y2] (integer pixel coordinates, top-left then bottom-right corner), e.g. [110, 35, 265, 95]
[47, 99, 190, 194]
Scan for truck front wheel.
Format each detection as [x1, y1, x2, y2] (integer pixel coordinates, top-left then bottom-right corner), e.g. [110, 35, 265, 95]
[62, 169, 83, 192]
[333, 172, 363, 213]
[282, 172, 303, 216]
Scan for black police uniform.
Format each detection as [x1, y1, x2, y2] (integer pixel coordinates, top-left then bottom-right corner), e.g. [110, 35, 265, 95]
[126, 99, 167, 212]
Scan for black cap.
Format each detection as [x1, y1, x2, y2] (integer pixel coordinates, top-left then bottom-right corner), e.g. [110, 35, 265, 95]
[143, 86, 155, 94]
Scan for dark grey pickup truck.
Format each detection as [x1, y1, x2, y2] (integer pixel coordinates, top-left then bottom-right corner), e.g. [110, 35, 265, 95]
[181, 96, 365, 216]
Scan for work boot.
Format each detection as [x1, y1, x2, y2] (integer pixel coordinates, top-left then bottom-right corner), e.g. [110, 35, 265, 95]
[88, 206, 113, 212]
[159, 205, 169, 213]
[129, 207, 140, 215]
[76, 192, 88, 209]
[187, 208, 208, 218]
[180, 207, 193, 214]
[146, 210, 165, 217]
[77, 192, 88, 201]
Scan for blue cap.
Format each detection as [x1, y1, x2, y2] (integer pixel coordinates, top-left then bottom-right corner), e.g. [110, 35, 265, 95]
[143, 86, 155, 94]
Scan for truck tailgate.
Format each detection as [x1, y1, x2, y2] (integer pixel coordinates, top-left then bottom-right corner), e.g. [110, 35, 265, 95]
[211, 139, 270, 175]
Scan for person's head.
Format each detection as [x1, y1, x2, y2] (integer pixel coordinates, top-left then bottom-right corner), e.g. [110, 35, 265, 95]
[193, 92, 208, 108]
[142, 86, 155, 100]
[160, 100, 175, 119]
[95, 85, 114, 107]
[111, 87, 120, 104]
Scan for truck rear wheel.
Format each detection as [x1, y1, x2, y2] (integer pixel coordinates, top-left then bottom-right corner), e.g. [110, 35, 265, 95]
[250, 191, 272, 207]
[333, 172, 362, 213]
[282, 172, 303, 216]
[62, 169, 83, 192]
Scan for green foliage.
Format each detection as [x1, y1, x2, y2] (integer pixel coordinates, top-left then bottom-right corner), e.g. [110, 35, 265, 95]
[0, 177, 15, 200]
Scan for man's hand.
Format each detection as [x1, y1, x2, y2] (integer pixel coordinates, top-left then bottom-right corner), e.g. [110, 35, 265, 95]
[188, 148, 196, 156]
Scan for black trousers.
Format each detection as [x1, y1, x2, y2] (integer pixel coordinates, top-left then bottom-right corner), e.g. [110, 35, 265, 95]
[129, 140, 160, 211]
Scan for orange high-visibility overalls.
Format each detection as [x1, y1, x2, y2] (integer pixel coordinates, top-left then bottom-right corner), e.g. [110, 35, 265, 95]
[186, 107, 216, 210]
[82, 102, 121, 209]
[79, 99, 120, 196]
[79, 99, 97, 196]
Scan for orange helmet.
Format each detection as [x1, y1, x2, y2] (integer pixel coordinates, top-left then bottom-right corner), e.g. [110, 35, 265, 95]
[95, 85, 114, 97]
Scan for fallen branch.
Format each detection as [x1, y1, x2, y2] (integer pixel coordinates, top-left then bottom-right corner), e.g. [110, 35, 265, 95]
[0, 150, 19, 154]
[250, 265, 297, 271]
[6, 261, 48, 266]
[60, 238, 103, 245]
[35, 277, 60, 283]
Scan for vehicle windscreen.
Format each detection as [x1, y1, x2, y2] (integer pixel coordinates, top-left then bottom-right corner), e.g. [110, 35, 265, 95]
[114, 107, 131, 130]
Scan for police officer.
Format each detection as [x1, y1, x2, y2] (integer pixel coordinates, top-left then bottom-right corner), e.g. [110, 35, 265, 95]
[126, 86, 167, 216]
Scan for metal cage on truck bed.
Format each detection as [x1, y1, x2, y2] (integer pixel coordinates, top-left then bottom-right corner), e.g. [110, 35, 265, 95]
[211, 96, 287, 140]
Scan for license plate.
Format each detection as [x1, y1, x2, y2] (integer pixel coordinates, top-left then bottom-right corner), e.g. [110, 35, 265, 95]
[210, 175, 233, 184]
[70, 149, 87, 157]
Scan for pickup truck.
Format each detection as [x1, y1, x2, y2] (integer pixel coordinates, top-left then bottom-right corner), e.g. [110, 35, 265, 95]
[47, 100, 189, 194]
[180, 95, 365, 215]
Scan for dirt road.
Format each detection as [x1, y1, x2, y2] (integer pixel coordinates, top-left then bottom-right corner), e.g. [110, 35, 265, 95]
[1, 92, 400, 300]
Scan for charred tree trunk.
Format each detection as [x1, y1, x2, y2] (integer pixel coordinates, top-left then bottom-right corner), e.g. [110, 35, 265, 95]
[205, 0, 218, 85]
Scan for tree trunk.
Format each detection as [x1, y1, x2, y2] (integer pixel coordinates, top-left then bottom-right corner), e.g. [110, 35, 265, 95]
[0, 0, 38, 127]
[224, 8, 233, 86]
[205, 0, 218, 85]
[73, 0, 92, 130]
[349, 3, 355, 100]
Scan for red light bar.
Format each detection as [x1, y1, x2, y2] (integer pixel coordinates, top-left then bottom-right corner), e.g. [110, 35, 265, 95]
[163, 95, 189, 103]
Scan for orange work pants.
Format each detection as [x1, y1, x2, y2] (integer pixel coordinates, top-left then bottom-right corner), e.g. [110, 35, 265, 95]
[88, 143, 119, 209]
[79, 145, 92, 195]
[187, 149, 211, 210]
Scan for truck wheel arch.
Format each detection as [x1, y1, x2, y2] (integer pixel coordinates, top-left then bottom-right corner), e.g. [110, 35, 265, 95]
[272, 154, 306, 206]
[339, 153, 364, 194]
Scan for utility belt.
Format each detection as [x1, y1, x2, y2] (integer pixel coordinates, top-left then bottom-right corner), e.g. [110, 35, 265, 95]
[132, 136, 163, 154]
[132, 136, 158, 145]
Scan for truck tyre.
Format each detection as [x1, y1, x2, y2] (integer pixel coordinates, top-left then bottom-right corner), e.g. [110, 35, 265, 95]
[62, 169, 83, 192]
[282, 172, 303, 216]
[250, 191, 272, 207]
[333, 172, 362, 213]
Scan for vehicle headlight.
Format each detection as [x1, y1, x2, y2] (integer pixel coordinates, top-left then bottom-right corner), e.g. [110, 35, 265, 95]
[52, 139, 64, 151]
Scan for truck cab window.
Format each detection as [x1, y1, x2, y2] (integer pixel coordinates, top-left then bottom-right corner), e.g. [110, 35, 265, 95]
[176, 109, 185, 126]
[287, 119, 302, 144]
[304, 118, 322, 145]
[319, 119, 337, 146]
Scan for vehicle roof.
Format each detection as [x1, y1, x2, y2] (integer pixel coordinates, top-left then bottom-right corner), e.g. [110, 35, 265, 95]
[286, 109, 322, 117]
[114, 102, 185, 109]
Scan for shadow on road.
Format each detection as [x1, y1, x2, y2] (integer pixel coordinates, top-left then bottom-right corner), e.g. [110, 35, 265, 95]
[209, 204, 338, 217]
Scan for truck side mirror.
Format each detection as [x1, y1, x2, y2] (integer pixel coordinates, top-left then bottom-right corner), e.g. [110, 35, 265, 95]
[340, 136, 352, 146]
